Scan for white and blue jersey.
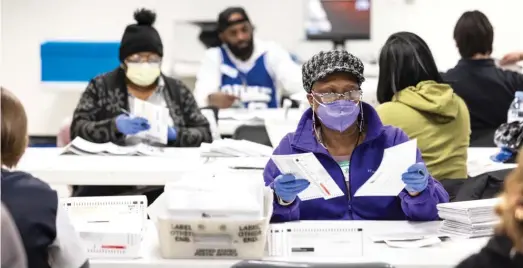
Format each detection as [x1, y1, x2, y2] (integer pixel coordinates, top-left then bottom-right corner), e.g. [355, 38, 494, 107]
[194, 39, 303, 108]
[219, 47, 278, 108]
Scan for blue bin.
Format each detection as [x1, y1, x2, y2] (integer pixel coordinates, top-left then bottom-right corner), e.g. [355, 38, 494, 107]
[40, 42, 120, 82]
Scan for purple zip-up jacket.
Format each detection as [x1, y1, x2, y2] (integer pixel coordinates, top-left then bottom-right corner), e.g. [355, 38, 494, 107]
[264, 102, 449, 223]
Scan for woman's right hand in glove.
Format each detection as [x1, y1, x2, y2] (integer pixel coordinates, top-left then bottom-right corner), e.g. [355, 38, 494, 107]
[115, 114, 150, 135]
[273, 174, 310, 203]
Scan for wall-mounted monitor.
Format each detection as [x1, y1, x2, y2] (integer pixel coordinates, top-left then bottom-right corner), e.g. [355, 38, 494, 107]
[305, 0, 371, 41]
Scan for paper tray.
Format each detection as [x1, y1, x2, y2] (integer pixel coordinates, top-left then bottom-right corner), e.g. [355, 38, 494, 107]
[157, 216, 270, 259]
[155, 189, 274, 259]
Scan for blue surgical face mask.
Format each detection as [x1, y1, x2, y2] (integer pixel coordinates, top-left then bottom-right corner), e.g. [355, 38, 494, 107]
[315, 99, 360, 132]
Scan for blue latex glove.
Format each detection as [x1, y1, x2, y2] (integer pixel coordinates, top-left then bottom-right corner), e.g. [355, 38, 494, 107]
[167, 127, 177, 141]
[115, 114, 150, 135]
[273, 174, 310, 203]
[401, 162, 429, 194]
[490, 147, 513, 162]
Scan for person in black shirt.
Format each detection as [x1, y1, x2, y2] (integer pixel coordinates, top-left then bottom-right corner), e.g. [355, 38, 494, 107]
[0, 88, 88, 268]
[443, 11, 523, 146]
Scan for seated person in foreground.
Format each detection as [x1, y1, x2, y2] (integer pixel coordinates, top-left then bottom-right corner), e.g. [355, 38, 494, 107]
[375, 32, 470, 200]
[443, 11, 523, 145]
[70, 8, 212, 147]
[456, 152, 523, 268]
[263, 50, 449, 223]
[193, 7, 302, 109]
[1, 88, 88, 268]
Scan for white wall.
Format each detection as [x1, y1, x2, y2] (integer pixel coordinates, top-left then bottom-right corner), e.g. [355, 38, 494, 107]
[2, 0, 523, 135]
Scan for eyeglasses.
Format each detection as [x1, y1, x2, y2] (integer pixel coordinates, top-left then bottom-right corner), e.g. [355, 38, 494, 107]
[126, 55, 162, 64]
[311, 89, 362, 104]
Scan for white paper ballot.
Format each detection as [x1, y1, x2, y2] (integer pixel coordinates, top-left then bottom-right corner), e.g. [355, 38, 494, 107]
[355, 139, 417, 197]
[63, 137, 165, 156]
[370, 231, 444, 243]
[384, 237, 441, 249]
[271, 153, 344, 201]
[132, 98, 169, 145]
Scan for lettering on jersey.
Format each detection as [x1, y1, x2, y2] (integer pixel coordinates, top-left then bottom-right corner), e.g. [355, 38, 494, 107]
[170, 224, 193, 243]
[220, 84, 273, 103]
[219, 64, 239, 78]
[238, 224, 262, 243]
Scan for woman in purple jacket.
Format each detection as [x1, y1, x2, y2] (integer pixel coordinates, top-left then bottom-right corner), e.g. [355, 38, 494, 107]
[264, 50, 449, 223]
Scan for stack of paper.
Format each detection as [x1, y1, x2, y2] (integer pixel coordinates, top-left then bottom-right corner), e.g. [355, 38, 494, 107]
[218, 109, 265, 122]
[164, 175, 266, 220]
[437, 198, 500, 238]
[207, 157, 269, 170]
[200, 139, 273, 157]
[63, 137, 164, 156]
[240, 91, 271, 103]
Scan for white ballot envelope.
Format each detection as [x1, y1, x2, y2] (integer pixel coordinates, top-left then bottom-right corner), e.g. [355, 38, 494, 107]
[384, 237, 442, 249]
[271, 153, 344, 201]
[132, 98, 169, 145]
[355, 139, 417, 197]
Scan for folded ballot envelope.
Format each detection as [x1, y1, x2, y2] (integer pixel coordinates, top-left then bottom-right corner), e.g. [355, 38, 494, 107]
[147, 176, 274, 259]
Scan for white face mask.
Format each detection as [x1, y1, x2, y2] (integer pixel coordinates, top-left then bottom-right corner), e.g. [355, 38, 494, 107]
[125, 62, 161, 86]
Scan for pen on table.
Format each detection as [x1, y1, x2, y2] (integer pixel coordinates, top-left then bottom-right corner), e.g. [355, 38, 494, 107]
[121, 108, 139, 120]
[87, 220, 110, 223]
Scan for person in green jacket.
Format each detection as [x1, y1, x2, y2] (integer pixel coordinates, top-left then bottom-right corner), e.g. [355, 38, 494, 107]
[375, 32, 470, 200]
